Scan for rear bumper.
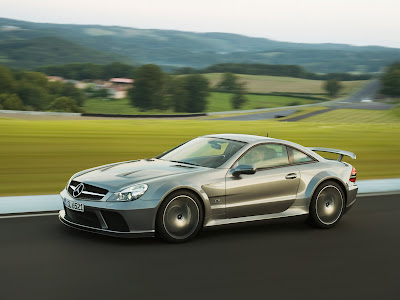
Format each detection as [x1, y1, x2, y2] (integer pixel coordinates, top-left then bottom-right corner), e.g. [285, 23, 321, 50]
[344, 184, 358, 214]
[59, 210, 154, 238]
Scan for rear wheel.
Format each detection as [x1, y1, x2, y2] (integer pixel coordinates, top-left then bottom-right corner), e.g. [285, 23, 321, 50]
[308, 181, 344, 229]
[156, 191, 203, 243]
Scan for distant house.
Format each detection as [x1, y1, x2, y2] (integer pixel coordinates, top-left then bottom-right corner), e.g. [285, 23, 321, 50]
[108, 78, 134, 99]
[109, 78, 134, 85]
[47, 76, 64, 82]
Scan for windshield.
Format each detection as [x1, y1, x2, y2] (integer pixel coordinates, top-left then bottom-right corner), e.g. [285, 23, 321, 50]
[158, 137, 245, 168]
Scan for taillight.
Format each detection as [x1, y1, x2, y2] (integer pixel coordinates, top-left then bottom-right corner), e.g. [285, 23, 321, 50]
[350, 167, 357, 182]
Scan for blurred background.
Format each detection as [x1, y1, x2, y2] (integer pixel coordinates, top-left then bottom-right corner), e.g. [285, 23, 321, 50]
[0, 0, 399, 196]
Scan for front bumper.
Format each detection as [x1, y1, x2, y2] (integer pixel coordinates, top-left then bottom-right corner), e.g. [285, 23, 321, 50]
[59, 188, 159, 238]
[59, 210, 155, 238]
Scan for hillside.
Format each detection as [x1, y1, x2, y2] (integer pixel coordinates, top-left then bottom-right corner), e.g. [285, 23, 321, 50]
[1, 17, 400, 72]
[0, 36, 130, 68]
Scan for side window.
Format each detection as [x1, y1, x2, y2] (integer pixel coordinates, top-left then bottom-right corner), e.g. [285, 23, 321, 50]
[291, 148, 314, 164]
[238, 144, 289, 169]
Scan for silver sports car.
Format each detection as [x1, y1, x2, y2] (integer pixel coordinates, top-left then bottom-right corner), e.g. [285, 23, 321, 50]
[59, 134, 358, 242]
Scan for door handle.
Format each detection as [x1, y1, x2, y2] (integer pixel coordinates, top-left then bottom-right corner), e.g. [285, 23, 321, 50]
[285, 173, 297, 180]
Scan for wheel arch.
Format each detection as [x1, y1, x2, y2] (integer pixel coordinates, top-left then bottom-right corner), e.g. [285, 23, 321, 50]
[304, 171, 348, 208]
[310, 178, 347, 207]
[155, 186, 208, 228]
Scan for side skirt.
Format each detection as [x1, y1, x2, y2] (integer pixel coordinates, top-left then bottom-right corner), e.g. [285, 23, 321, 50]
[204, 207, 308, 227]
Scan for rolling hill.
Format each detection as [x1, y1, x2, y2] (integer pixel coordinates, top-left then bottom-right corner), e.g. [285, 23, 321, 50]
[1, 17, 400, 73]
[0, 36, 131, 68]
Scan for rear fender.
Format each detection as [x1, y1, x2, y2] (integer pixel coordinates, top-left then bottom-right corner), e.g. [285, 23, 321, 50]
[304, 171, 347, 204]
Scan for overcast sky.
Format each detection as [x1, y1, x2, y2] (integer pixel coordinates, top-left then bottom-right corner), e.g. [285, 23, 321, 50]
[2, 0, 400, 48]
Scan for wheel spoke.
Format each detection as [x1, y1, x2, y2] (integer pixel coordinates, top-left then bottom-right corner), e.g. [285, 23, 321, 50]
[163, 195, 200, 240]
[316, 185, 343, 225]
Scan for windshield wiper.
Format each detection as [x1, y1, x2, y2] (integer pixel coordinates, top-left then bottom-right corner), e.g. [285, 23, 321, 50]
[168, 160, 201, 167]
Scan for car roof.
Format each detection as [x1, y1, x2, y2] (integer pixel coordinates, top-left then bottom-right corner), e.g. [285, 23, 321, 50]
[202, 133, 275, 143]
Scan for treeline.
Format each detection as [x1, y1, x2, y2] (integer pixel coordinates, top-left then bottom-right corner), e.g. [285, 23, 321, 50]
[0, 37, 129, 70]
[37, 62, 136, 81]
[381, 62, 400, 97]
[37, 62, 373, 82]
[175, 63, 373, 81]
[0, 65, 85, 112]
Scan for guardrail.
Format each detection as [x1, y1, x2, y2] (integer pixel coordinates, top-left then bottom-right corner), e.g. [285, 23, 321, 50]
[0, 110, 206, 118]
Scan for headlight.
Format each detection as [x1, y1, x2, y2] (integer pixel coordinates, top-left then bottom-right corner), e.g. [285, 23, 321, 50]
[108, 184, 148, 202]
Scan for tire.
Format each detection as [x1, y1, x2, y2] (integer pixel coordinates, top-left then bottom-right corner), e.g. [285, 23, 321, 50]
[308, 181, 345, 229]
[156, 190, 204, 243]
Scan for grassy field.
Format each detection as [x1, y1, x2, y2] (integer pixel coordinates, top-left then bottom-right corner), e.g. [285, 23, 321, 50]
[1, 113, 399, 196]
[84, 93, 319, 114]
[83, 74, 367, 114]
[202, 73, 366, 95]
[303, 108, 400, 123]
[204, 93, 318, 111]
[83, 98, 175, 115]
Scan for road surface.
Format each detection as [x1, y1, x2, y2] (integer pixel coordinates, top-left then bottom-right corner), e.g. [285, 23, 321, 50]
[1, 193, 398, 299]
[213, 79, 390, 122]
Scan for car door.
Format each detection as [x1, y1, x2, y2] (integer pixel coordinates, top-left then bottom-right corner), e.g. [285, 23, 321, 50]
[225, 143, 300, 218]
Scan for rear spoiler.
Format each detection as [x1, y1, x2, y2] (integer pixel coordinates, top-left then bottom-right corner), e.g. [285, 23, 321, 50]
[308, 147, 356, 162]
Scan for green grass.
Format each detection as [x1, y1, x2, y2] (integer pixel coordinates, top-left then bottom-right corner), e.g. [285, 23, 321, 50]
[83, 98, 178, 115]
[303, 109, 400, 123]
[202, 73, 366, 95]
[206, 93, 318, 111]
[1, 114, 400, 196]
[84, 93, 319, 114]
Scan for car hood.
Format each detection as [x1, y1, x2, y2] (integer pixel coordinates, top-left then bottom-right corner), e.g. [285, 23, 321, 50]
[72, 159, 206, 191]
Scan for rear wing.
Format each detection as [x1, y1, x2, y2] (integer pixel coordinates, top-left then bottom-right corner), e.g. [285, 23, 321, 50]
[308, 147, 356, 162]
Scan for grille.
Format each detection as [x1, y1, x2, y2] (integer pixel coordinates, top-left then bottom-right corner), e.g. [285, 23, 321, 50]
[64, 206, 101, 229]
[64, 206, 130, 232]
[68, 180, 108, 200]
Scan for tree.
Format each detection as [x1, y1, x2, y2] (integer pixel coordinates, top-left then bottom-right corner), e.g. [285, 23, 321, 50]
[129, 64, 166, 110]
[166, 76, 187, 112]
[231, 82, 248, 109]
[182, 74, 209, 112]
[60, 83, 86, 106]
[16, 81, 50, 110]
[324, 79, 342, 98]
[0, 94, 25, 110]
[217, 72, 237, 92]
[0, 66, 15, 93]
[47, 81, 64, 96]
[381, 62, 400, 97]
[48, 97, 83, 113]
[17, 71, 49, 87]
[216, 72, 248, 109]
[103, 62, 135, 79]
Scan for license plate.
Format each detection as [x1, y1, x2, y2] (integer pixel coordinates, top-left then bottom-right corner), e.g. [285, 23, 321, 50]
[65, 199, 84, 212]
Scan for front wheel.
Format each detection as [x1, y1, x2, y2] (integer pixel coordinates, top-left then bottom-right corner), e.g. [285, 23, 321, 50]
[156, 191, 204, 243]
[308, 181, 345, 229]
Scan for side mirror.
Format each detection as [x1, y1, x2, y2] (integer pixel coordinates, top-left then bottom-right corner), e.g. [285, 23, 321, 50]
[232, 164, 256, 177]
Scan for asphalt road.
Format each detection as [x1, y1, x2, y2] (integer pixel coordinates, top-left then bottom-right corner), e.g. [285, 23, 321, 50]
[283, 79, 389, 122]
[212, 109, 298, 121]
[341, 79, 381, 103]
[1, 194, 399, 300]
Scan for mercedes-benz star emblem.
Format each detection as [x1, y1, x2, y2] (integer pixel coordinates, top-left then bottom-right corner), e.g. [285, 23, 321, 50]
[73, 183, 85, 198]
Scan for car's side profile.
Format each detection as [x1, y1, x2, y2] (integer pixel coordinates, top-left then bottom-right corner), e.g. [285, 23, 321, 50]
[59, 134, 358, 242]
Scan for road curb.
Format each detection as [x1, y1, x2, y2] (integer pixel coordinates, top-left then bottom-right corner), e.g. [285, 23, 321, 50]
[1, 178, 399, 216]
